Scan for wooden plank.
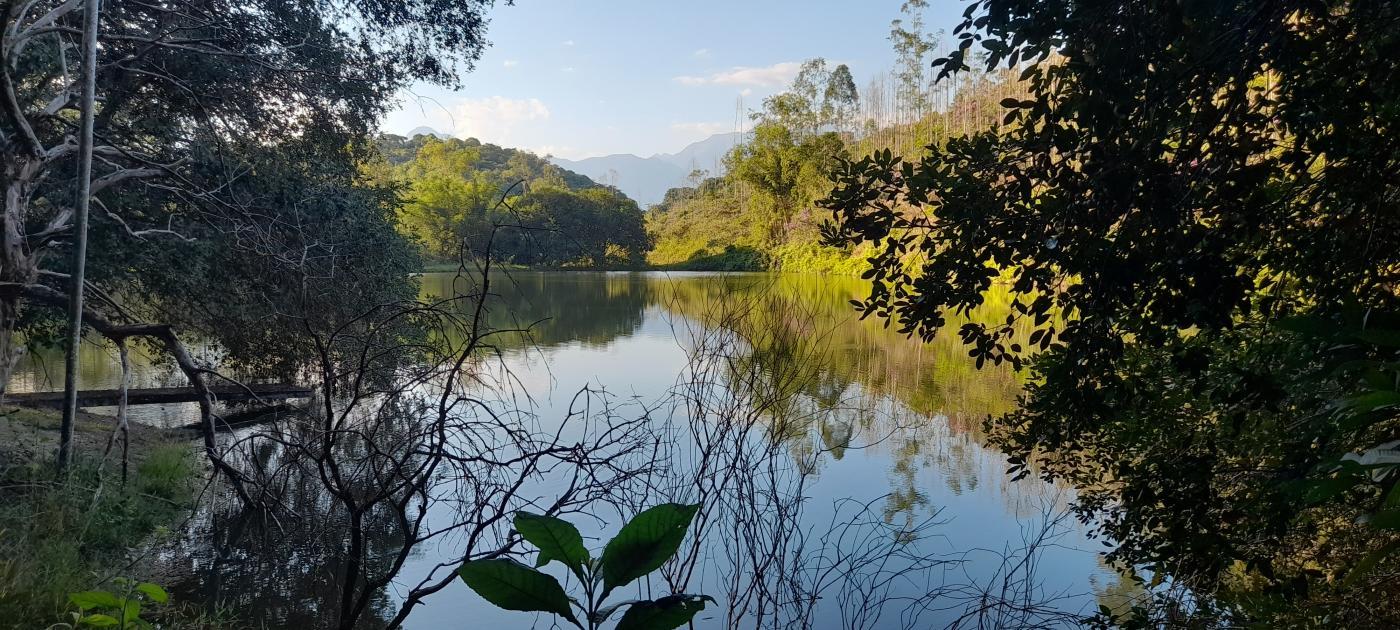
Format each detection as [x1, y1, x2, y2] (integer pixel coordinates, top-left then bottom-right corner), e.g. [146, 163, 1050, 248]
[7, 383, 312, 407]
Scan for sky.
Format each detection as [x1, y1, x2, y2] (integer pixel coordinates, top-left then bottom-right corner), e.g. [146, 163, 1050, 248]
[379, 0, 966, 160]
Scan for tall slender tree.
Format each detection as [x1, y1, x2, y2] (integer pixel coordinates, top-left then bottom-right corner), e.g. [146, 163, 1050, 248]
[56, 0, 101, 472]
[823, 64, 860, 132]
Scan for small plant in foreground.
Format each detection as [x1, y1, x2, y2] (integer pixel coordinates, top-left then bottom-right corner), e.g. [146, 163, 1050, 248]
[458, 503, 712, 630]
[54, 578, 169, 629]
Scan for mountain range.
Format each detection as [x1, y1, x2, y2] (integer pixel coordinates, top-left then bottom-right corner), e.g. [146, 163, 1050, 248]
[405, 126, 453, 140]
[550, 132, 747, 207]
[394, 128, 747, 207]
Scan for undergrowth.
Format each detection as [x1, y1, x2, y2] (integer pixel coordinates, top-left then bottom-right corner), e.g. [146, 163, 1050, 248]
[0, 441, 201, 627]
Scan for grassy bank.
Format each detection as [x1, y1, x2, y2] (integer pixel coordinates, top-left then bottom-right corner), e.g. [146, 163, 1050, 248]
[0, 407, 222, 627]
[423, 243, 874, 275]
[419, 261, 652, 273]
[649, 242, 874, 275]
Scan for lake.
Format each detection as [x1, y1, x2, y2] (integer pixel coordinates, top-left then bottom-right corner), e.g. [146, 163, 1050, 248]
[15, 271, 1129, 628]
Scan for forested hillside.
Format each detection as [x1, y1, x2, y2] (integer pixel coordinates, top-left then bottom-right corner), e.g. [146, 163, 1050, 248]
[366, 135, 649, 267]
[645, 2, 1027, 273]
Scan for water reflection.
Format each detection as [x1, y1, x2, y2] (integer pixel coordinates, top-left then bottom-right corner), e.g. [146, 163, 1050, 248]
[67, 271, 1105, 628]
[419, 270, 652, 349]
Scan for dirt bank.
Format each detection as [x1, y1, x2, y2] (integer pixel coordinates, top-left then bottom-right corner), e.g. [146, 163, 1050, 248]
[0, 404, 199, 469]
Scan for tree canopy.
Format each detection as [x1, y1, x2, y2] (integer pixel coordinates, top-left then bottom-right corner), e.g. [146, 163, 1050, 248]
[370, 134, 650, 267]
[822, 0, 1400, 624]
[1, 0, 500, 385]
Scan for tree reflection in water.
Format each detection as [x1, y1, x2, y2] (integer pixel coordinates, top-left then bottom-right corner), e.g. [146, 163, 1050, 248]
[145, 271, 1101, 628]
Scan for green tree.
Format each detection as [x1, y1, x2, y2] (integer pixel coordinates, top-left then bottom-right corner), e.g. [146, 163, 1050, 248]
[888, 0, 936, 113]
[823, 64, 860, 132]
[391, 138, 499, 258]
[375, 135, 638, 265]
[0, 0, 499, 393]
[823, 0, 1400, 624]
[500, 187, 648, 268]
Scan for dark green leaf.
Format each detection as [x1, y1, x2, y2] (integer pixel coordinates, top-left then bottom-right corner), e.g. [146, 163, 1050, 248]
[1357, 328, 1400, 347]
[458, 559, 578, 624]
[590, 599, 642, 625]
[1343, 390, 1400, 413]
[600, 503, 700, 593]
[1366, 509, 1400, 530]
[1275, 315, 1336, 337]
[515, 512, 590, 577]
[615, 594, 715, 630]
[1343, 538, 1400, 587]
[1304, 476, 1362, 504]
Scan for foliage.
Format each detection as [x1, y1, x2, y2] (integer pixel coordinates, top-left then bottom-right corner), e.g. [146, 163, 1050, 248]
[645, 74, 854, 269]
[0, 444, 194, 624]
[369, 135, 649, 267]
[457, 504, 711, 630]
[500, 188, 650, 268]
[646, 2, 1024, 274]
[57, 579, 168, 629]
[113, 135, 423, 379]
[821, 0, 1400, 624]
[0, 0, 498, 389]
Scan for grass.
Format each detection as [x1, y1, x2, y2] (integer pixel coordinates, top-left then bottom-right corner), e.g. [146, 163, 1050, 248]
[767, 241, 871, 275]
[421, 241, 872, 275]
[0, 441, 198, 627]
[651, 245, 768, 271]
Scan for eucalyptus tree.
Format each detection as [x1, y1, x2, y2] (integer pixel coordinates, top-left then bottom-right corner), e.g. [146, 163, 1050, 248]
[823, 0, 1400, 624]
[887, 0, 936, 115]
[823, 64, 859, 133]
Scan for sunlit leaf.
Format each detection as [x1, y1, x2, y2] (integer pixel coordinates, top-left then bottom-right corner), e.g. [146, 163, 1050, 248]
[514, 512, 590, 577]
[77, 614, 120, 627]
[69, 591, 122, 611]
[135, 582, 168, 604]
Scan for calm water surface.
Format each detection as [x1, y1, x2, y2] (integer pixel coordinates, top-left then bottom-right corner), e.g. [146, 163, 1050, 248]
[17, 272, 1129, 627]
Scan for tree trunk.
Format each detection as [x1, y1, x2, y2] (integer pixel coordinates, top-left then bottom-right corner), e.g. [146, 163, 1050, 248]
[0, 172, 37, 402]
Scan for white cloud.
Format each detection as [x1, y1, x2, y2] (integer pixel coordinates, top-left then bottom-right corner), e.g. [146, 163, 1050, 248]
[671, 121, 731, 136]
[692, 48, 710, 58]
[561, 66, 576, 73]
[561, 39, 575, 47]
[448, 96, 550, 143]
[502, 59, 519, 68]
[673, 62, 801, 88]
[740, 88, 753, 97]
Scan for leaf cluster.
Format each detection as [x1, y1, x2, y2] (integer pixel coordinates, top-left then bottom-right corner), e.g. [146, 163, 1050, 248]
[457, 504, 712, 630]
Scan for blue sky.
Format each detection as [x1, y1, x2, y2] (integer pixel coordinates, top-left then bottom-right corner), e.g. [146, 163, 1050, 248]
[380, 0, 965, 159]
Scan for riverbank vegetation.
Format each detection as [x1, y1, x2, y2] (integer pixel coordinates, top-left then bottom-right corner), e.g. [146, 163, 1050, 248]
[2, 0, 1397, 627]
[0, 0, 503, 625]
[824, 0, 1400, 625]
[0, 408, 203, 624]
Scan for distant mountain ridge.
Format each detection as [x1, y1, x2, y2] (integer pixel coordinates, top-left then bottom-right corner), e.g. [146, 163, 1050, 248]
[388, 127, 748, 207]
[379, 130, 604, 193]
[551, 132, 750, 207]
[405, 126, 453, 140]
